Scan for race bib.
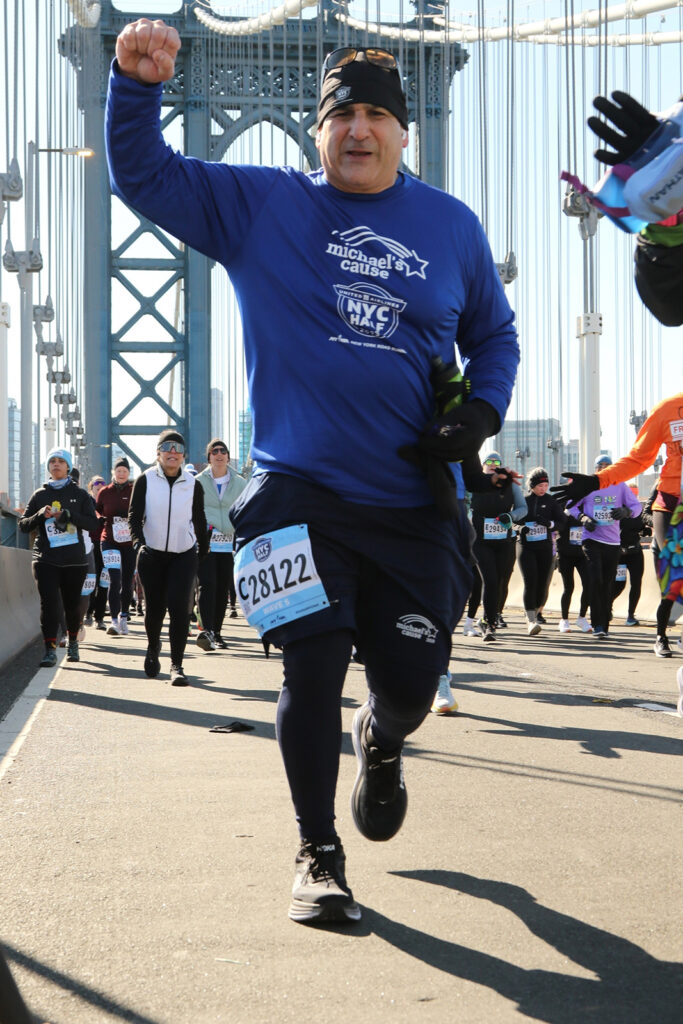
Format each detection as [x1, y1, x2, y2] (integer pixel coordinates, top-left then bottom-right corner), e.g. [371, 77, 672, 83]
[45, 520, 79, 548]
[102, 548, 121, 570]
[615, 563, 627, 582]
[81, 573, 96, 596]
[527, 522, 547, 542]
[670, 419, 683, 442]
[593, 506, 613, 523]
[233, 524, 329, 637]
[569, 526, 583, 546]
[112, 516, 131, 544]
[483, 517, 508, 540]
[210, 530, 233, 553]
[100, 568, 110, 589]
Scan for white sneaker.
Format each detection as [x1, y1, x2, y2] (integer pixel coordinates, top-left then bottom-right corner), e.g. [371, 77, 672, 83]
[77, 625, 86, 642]
[558, 619, 571, 633]
[431, 672, 458, 715]
[527, 621, 541, 636]
[107, 619, 121, 636]
[118, 614, 129, 636]
[576, 616, 593, 633]
[462, 616, 482, 637]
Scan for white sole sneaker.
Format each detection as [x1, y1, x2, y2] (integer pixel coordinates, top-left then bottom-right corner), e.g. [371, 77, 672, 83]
[527, 623, 541, 636]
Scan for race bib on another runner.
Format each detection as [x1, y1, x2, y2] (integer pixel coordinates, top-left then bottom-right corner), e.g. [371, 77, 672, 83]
[526, 522, 547, 542]
[670, 419, 683, 443]
[483, 517, 508, 540]
[593, 506, 613, 524]
[615, 563, 627, 582]
[100, 568, 110, 589]
[569, 526, 583, 545]
[210, 530, 232, 553]
[45, 520, 79, 548]
[112, 516, 131, 544]
[233, 524, 329, 637]
[102, 548, 122, 570]
[81, 573, 96, 596]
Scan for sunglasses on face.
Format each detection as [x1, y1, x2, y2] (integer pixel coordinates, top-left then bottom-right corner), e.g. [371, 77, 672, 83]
[92, 480, 105, 487]
[158, 442, 185, 454]
[321, 47, 402, 88]
[484, 459, 501, 467]
[210, 447, 228, 455]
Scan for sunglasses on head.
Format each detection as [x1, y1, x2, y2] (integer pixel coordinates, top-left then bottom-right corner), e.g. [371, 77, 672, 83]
[158, 441, 185, 454]
[484, 459, 501, 467]
[321, 47, 402, 88]
[210, 446, 228, 455]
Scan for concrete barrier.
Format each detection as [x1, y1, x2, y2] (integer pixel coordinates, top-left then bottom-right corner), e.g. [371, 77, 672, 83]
[504, 549, 678, 625]
[0, 548, 40, 669]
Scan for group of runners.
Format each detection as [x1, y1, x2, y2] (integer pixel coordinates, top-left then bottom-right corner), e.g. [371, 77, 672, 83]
[15, 16, 681, 925]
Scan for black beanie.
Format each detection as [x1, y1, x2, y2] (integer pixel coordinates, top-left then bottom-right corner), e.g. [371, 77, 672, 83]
[318, 60, 409, 129]
[114, 456, 130, 470]
[157, 429, 185, 448]
[528, 467, 549, 489]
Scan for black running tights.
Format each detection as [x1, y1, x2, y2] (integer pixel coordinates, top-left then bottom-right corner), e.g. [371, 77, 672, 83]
[137, 546, 198, 666]
[558, 550, 591, 620]
[196, 551, 234, 634]
[33, 561, 87, 641]
[278, 628, 440, 843]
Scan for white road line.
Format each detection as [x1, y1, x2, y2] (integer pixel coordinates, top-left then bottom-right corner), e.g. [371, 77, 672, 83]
[0, 652, 65, 781]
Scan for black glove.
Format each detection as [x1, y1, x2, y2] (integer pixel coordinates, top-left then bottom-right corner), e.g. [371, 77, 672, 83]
[518, 524, 530, 537]
[535, 515, 553, 528]
[550, 473, 599, 506]
[587, 90, 659, 165]
[579, 514, 598, 533]
[491, 467, 514, 489]
[497, 513, 512, 529]
[400, 445, 460, 520]
[611, 505, 631, 521]
[399, 399, 499, 465]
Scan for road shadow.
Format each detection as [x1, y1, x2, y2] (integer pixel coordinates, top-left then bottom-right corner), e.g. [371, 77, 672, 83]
[370, 870, 683, 1024]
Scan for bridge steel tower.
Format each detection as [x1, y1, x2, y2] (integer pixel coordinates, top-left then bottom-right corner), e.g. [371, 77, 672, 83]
[62, 0, 466, 475]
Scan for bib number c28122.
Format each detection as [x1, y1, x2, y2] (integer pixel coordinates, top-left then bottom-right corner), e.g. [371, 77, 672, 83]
[233, 524, 329, 637]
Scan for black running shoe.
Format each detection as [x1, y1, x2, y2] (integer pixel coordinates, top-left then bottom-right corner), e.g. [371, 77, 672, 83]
[536, 612, 547, 625]
[288, 839, 361, 924]
[229, 608, 238, 619]
[144, 643, 161, 678]
[351, 703, 407, 842]
[39, 646, 57, 668]
[654, 636, 672, 658]
[66, 640, 80, 662]
[213, 634, 229, 649]
[483, 625, 496, 642]
[170, 664, 188, 686]
[496, 614, 508, 628]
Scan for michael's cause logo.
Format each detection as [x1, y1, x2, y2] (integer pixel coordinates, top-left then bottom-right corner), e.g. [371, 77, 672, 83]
[395, 614, 438, 644]
[326, 226, 429, 280]
[333, 282, 406, 339]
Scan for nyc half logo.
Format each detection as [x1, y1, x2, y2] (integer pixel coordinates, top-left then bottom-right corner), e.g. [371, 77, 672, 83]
[326, 225, 429, 281]
[252, 537, 272, 562]
[334, 282, 406, 339]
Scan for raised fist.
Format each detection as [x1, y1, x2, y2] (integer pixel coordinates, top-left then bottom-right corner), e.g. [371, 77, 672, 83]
[116, 18, 181, 85]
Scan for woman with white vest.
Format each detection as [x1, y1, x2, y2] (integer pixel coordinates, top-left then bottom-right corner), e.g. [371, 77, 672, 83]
[128, 430, 208, 684]
[195, 438, 247, 650]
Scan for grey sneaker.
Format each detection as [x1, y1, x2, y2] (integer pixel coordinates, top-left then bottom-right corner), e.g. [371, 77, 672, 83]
[654, 635, 672, 658]
[351, 703, 407, 842]
[196, 630, 216, 652]
[170, 664, 188, 686]
[66, 640, 80, 662]
[39, 646, 57, 668]
[288, 839, 361, 924]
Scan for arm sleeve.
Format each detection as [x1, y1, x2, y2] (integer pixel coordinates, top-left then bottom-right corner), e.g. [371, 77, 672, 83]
[596, 406, 667, 488]
[18, 492, 44, 533]
[192, 483, 208, 557]
[128, 475, 147, 549]
[510, 482, 527, 521]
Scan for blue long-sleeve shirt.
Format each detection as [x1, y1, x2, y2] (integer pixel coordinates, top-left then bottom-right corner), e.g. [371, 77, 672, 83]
[106, 66, 519, 506]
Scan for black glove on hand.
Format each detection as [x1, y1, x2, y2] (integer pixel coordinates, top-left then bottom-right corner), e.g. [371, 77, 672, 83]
[579, 514, 598, 533]
[587, 90, 659, 165]
[497, 513, 513, 529]
[399, 399, 499, 465]
[611, 505, 632, 521]
[491, 467, 514, 489]
[550, 473, 599, 506]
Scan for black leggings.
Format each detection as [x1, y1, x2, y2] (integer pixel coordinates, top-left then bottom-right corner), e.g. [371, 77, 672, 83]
[466, 562, 483, 619]
[653, 509, 675, 636]
[612, 546, 645, 619]
[516, 542, 554, 612]
[471, 538, 515, 625]
[582, 540, 621, 632]
[88, 543, 108, 622]
[558, 548, 591, 620]
[196, 551, 234, 633]
[278, 628, 440, 843]
[137, 546, 198, 666]
[33, 561, 87, 641]
[102, 543, 136, 619]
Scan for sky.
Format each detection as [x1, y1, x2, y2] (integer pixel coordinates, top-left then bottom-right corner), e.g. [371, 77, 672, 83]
[1, 0, 681, 474]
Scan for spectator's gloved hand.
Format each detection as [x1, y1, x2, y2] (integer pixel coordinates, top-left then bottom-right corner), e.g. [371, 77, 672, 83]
[497, 512, 513, 529]
[579, 514, 598, 533]
[399, 399, 499, 465]
[587, 91, 659, 165]
[550, 473, 600, 506]
[490, 467, 516, 489]
[611, 505, 632, 521]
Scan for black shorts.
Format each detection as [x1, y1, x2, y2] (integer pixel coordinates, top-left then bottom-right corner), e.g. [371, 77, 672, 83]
[229, 472, 473, 671]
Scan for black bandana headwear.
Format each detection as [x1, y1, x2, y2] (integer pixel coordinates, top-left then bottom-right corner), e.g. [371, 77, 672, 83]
[318, 61, 409, 129]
